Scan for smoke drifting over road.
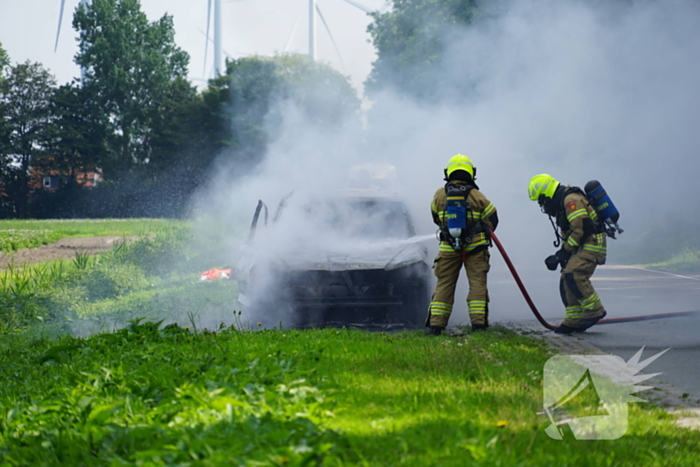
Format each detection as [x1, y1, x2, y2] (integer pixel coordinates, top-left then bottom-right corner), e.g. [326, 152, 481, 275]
[192, 0, 700, 326]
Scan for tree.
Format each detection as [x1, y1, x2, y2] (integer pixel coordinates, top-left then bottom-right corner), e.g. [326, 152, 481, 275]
[224, 57, 284, 166]
[144, 76, 217, 206]
[73, 0, 190, 178]
[0, 40, 9, 74]
[41, 82, 107, 179]
[0, 62, 56, 217]
[146, 77, 204, 175]
[366, 0, 500, 100]
[273, 54, 361, 128]
[205, 54, 361, 170]
[367, 0, 637, 101]
[0, 41, 10, 213]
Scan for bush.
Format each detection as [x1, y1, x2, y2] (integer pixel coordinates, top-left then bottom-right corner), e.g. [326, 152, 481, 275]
[116, 229, 190, 276]
[76, 262, 151, 301]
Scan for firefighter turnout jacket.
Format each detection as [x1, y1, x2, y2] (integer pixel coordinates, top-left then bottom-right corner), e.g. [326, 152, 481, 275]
[559, 189, 607, 264]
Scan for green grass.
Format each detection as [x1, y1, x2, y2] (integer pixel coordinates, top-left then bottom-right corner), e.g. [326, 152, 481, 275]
[0, 229, 64, 252]
[0, 219, 186, 240]
[0, 325, 696, 466]
[638, 248, 700, 274]
[0, 218, 188, 257]
[0, 222, 696, 464]
[0, 226, 235, 334]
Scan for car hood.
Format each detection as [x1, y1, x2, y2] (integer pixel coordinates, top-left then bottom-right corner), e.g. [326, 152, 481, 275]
[244, 238, 429, 273]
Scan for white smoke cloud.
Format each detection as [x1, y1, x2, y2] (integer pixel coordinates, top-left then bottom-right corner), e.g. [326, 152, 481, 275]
[191, 0, 700, 326]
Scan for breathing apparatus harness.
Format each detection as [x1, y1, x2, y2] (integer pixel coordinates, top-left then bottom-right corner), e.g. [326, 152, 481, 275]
[541, 186, 620, 248]
[439, 181, 485, 252]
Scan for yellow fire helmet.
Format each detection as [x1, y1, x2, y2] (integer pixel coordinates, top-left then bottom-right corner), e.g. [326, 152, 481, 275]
[528, 174, 560, 201]
[445, 154, 475, 179]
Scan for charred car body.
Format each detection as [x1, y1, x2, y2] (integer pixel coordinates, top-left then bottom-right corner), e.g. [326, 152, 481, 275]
[236, 189, 431, 329]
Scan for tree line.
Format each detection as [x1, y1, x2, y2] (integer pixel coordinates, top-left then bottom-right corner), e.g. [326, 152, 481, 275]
[2, 0, 639, 219]
[0, 0, 359, 219]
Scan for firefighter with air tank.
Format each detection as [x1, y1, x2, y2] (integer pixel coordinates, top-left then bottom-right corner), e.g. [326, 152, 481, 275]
[528, 174, 622, 334]
[425, 155, 499, 335]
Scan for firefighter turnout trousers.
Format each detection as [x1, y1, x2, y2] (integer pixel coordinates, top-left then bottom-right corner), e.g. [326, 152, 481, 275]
[428, 249, 490, 328]
[559, 252, 606, 328]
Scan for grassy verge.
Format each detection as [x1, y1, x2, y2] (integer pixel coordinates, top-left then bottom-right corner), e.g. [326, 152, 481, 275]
[0, 219, 186, 251]
[0, 325, 696, 465]
[638, 249, 700, 274]
[0, 229, 63, 252]
[1, 221, 696, 464]
[0, 219, 186, 237]
[0, 226, 236, 334]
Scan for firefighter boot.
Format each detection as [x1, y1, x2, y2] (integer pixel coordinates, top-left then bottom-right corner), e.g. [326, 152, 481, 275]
[471, 323, 488, 332]
[554, 324, 577, 335]
[425, 326, 445, 336]
[575, 311, 607, 332]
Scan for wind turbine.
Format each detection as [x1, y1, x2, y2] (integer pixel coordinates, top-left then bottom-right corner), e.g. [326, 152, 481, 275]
[204, 0, 224, 77]
[55, 0, 91, 81]
[204, 0, 252, 77]
[339, 0, 378, 14]
[307, 0, 392, 61]
[55, 0, 91, 53]
[309, 0, 317, 60]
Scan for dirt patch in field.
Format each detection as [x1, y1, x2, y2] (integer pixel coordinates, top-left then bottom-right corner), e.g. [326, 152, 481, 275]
[0, 236, 130, 269]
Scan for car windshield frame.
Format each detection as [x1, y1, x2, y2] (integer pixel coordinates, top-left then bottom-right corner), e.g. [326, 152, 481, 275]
[275, 195, 416, 240]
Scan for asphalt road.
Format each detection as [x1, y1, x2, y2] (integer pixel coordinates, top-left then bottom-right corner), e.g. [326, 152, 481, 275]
[450, 262, 700, 401]
[571, 266, 700, 402]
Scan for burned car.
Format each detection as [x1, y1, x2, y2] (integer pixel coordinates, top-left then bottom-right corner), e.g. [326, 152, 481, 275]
[236, 189, 431, 329]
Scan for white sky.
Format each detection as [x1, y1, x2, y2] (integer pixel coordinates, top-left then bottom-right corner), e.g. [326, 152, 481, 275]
[0, 0, 386, 93]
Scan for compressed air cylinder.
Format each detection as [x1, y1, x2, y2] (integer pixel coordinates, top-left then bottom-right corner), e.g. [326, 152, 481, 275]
[584, 180, 620, 224]
[446, 195, 467, 239]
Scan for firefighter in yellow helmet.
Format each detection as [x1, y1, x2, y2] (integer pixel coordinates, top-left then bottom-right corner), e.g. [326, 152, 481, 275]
[528, 174, 607, 334]
[425, 155, 499, 335]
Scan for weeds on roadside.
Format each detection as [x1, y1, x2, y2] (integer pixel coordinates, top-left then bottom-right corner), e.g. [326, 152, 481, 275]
[0, 225, 239, 335]
[1, 326, 698, 465]
[641, 247, 700, 273]
[0, 261, 63, 332]
[72, 251, 91, 270]
[0, 321, 346, 465]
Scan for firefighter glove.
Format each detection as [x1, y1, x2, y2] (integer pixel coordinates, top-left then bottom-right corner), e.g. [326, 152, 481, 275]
[556, 247, 571, 268]
[545, 255, 560, 271]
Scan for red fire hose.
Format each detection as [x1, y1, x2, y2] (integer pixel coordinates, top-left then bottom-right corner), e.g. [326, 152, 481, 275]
[597, 310, 700, 324]
[488, 230, 700, 330]
[489, 230, 557, 330]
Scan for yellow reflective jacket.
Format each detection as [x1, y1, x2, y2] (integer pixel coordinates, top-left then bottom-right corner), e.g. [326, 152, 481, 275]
[560, 189, 607, 264]
[430, 182, 497, 254]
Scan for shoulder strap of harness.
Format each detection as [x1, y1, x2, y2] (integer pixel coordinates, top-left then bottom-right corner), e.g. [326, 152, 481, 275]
[444, 182, 474, 198]
[559, 186, 606, 240]
[556, 187, 586, 228]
